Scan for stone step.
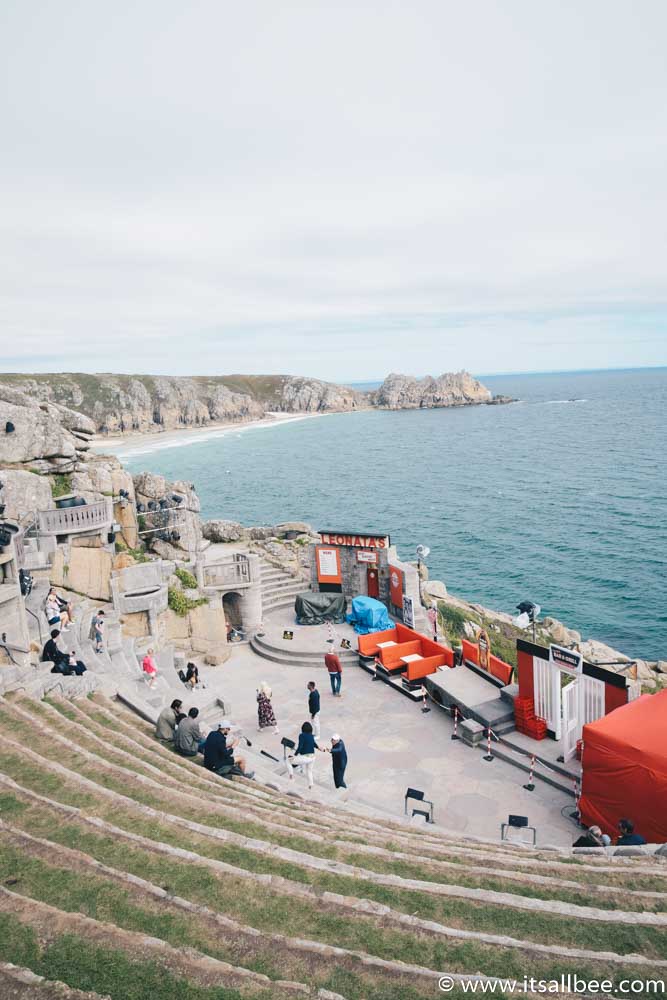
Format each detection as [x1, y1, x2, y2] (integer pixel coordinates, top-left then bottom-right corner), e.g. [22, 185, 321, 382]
[251, 632, 357, 664]
[250, 637, 357, 669]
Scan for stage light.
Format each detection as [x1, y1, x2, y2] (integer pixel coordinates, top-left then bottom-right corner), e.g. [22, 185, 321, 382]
[514, 601, 541, 641]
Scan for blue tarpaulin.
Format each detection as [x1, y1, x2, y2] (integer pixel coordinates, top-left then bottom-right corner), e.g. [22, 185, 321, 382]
[346, 596, 394, 634]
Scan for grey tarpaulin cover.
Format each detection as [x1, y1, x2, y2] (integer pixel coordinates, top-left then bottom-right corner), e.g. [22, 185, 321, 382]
[294, 591, 347, 625]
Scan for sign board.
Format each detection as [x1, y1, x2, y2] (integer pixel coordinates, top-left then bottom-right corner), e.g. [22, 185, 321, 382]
[319, 531, 389, 549]
[402, 595, 416, 629]
[315, 545, 342, 584]
[550, 643, 583, 677]
[478, 629, 491, 672]
[389, 565, 404, 606]
[356, 549, 377, 563]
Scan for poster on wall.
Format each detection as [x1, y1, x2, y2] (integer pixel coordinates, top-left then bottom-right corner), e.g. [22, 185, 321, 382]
[316, 546, 342, 583]
[402, 595, 416, 629]
[356, 550, 377, 563]
[389, 565, 404, 606]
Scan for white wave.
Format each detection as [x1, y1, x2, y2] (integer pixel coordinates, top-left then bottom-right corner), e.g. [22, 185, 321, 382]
[539, 398, 588, 405]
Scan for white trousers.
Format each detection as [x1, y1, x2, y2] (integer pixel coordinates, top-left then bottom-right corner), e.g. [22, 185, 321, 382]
[295, 754, 315, 788]
[311, 713, 321, 738]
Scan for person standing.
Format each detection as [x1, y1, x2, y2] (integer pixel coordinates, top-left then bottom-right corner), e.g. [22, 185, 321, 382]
[307, 681, 320, 738]
[324, 649, 342, 696]
[289, 721, 323, 790]
[90, 610, 105, 654]
[328, 733, 348, 789]
[257, 681, 279, 734]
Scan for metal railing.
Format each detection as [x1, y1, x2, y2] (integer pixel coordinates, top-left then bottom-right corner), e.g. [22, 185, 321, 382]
[37, 500, 113, 536]
[202, 554, 252, 589]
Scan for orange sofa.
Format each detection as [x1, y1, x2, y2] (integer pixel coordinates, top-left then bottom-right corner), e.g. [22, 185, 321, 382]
[357, 623, 454, 682]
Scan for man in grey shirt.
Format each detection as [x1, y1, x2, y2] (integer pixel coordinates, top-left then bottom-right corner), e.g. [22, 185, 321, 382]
[174, 706, 204, 757]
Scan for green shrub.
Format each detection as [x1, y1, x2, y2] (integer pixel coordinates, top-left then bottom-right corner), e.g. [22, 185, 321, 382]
[168, 587, 207, 617]
[50, 473, 72, 498]
[175, 567, 198, 590]
[436, 602, 471, 639]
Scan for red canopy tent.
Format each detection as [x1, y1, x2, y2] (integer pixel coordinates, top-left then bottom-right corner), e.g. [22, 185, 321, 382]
[579, 690, 667, 843]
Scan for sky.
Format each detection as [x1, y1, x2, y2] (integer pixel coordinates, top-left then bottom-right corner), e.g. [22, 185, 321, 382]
[0, 0, 666, 381]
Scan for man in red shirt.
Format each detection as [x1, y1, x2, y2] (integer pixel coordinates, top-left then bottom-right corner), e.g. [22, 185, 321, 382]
[324, 649, 343, 696]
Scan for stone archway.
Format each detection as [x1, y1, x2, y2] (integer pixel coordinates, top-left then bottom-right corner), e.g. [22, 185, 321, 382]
[222, 591, 243, 629]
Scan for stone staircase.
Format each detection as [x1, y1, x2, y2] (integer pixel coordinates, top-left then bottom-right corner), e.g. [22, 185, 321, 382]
[258, 558, 308, 616]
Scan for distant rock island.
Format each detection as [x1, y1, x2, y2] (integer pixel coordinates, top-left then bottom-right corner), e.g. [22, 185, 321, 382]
[0, 371, 511, 435]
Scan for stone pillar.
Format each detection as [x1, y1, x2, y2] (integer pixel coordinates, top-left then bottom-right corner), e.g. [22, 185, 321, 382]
[240, 554, 263, 631]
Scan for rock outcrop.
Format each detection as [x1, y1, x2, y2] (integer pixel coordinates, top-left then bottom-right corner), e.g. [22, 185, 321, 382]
[371, 371, 493, 409]
[0, 384, 95, 471]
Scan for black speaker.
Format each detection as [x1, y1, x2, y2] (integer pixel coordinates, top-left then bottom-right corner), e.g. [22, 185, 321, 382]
[508, 814, 528, 828]
[280, 737, 296, 750]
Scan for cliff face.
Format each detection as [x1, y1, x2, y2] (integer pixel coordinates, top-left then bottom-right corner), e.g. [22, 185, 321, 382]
[0, 373, 364, 433]
[371, 371, 492, 409]
[0, 369, 499, 434]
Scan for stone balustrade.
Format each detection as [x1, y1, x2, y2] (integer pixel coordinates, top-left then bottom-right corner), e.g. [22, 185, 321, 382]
[201, 554, 253, 590]
[37, 499, 113, 536]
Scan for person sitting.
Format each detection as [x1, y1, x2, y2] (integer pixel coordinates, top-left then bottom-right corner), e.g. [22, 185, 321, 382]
[45, 591, 71, 632]
[183, 662, 199, 689]
[142, 648, 158, 688]
[42, 630, 70, 673]
[155, 699, 185, 742]
[47, 588, 74, 627]
[616, 818, 647, 846]
[573, 825, 605, 848]
[66, 649, 87, 676]
[203, 720, 249, 777]
[174, 707, 203, 757]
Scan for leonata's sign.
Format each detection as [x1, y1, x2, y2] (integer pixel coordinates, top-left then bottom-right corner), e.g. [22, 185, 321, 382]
[550, 643, 583, 676]
[319, 532, 389, 549]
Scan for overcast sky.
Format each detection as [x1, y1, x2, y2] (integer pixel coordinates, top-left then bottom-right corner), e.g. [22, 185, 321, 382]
[1, 1, 666, 380]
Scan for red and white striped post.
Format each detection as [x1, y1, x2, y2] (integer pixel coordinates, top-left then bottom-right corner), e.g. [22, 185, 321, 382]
[421, 684, 431, 713]
[451, 704, 460, 741]
[372, 656, 380, 681]
[523, 754, 536, 791]
[483, 726, 494, 762]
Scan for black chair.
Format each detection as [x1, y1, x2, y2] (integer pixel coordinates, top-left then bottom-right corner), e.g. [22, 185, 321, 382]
[405, 787, 434, 823]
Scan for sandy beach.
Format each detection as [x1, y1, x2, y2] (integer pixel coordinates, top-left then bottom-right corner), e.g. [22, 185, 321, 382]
[92, 410, 327, 459]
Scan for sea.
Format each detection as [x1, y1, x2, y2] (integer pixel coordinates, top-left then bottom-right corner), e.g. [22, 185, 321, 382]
[114, 368, 667, 662]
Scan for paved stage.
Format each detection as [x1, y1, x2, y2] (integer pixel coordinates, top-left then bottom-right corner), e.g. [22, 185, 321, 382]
[183, 609, 581, 848]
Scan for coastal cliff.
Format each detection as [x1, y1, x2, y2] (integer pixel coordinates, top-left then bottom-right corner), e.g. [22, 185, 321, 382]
[0, 369, 504, 434]
[0, 373, 364, 434]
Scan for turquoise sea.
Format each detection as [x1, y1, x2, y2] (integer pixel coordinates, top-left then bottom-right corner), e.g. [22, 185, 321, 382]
[118, 368, 667, 661]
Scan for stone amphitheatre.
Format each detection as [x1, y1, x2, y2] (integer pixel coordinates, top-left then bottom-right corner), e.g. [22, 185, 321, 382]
[0, 381, 665, 1000]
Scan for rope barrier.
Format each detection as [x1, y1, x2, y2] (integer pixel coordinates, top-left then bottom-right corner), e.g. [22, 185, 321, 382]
[523, 754, 536, 791]
[451, 704, 460, 741]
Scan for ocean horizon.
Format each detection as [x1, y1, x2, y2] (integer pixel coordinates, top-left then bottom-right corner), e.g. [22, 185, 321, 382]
[118, 368, 667, 662]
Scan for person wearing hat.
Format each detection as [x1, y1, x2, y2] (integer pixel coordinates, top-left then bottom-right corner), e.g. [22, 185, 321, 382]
[204, 719, 249, 777]
[327, 733, 348, 789]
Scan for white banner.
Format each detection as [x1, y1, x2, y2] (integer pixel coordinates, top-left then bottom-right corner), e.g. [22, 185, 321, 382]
[402, 595, 416, 629]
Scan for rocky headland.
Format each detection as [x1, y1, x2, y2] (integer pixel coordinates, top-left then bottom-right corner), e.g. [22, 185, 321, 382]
[0, 370, 511, 436]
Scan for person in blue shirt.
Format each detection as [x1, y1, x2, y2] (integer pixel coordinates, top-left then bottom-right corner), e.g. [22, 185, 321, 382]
[307, 681, 321, 738]
[616, 818, 647, 846]
[289, 721, 322, 789]
[327, 733, 348, 789]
